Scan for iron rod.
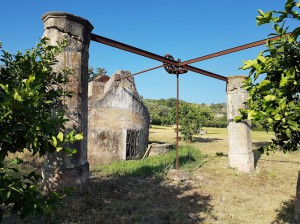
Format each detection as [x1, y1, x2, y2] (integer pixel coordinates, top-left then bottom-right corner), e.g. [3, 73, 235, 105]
[91, 33, 227, 82]
[116, 64, 164, 81]
[91, 33, 179, 66]
[179, 34, 287, 66]
[176, 73, 179, 170]
[183, 65, 228, 82]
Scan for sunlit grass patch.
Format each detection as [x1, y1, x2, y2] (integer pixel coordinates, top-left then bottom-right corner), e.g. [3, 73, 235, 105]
[91, 145, 205, 178]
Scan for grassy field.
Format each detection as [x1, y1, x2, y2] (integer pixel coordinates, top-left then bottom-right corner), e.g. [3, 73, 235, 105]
[150, 125, 299, 223]
[3, 125, 300, 223]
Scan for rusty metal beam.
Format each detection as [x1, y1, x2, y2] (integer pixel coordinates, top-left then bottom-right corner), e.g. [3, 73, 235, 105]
[91, 33, 228, 82]
[116, 64, 164, 81]
[179, 34, 287, 66]
[182, 65, 228, 82]
[91, 33, 179, 66]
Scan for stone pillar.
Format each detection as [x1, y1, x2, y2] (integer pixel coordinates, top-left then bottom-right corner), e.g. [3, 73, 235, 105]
[41, 12, 93, 191]
[295, 171, 300, 223]
[226, 76, 254, 172]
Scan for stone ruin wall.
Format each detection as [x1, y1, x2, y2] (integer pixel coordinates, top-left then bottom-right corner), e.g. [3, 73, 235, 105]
[88, 70, 150, 164]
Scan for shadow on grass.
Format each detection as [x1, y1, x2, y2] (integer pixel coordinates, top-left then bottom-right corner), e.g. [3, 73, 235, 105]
[150, 126, 169, 130]
[252, 141, 271, 148]
[193, 137, 223, 143]
[252, 142, 269, 168]
[253, 150, 262, 168]
[149, 140, 166, 144]
[272, 198, 295, 224]
[44, 176, 215, 223]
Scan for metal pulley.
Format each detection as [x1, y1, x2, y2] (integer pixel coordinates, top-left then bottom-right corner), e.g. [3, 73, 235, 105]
[163, 54, 188, 75]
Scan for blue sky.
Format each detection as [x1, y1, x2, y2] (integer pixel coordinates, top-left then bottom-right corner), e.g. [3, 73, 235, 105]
[0, 1, 294, 104]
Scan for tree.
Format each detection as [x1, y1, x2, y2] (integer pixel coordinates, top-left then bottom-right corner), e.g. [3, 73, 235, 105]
[88, 66, 107, 82]
[179, 102, 202, 142]
[0, 38, 82, 219]
[235, 0, 300, 153]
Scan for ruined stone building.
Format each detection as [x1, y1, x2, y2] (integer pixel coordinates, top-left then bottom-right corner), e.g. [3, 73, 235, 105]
[88, 70, 150, 164]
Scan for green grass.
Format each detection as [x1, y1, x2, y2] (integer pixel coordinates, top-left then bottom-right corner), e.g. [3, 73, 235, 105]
[92, 145, 205, 178]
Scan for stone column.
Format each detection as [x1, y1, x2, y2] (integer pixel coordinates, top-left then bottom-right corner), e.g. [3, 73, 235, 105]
[41, 12, 93, 191]
[226, 76, 254, 172]
[295, 171, 300, 223]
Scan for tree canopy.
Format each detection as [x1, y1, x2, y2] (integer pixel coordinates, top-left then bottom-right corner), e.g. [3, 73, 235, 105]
[88, 67, 107, 82]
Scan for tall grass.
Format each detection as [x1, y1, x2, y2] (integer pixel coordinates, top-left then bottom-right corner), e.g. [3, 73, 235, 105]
[91, 145, 205, 178]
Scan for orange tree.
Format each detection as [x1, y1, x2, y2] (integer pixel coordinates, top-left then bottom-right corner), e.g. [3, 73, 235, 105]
[0, 38, 82, 219]
[235, 0, 300, 153]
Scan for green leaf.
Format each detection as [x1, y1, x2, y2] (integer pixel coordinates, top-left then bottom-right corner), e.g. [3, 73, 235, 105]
[291, 27, 300, 40]
[44, 100, 53, 104]
[241, 59, 257, 70]
[12, 123, 26, 133]
[13, 92, 22, 101]
[286, 68, 295, 78]
[279, 98, 287, 110]
[0, 84, 9, 93]
[28, 74, 35, 83]
[286, 128, 292, 138]
[52, 136, 57, 147]
[268, 118, 274, 124]
[256, 10, 273, 25]
[275, 114, 282, 121]
[258, 80, 271, 89]
[75, 133, 83, 141]
[264, 95, 276, 102]
[279, 77, 289, 88]
[233, 116, 242, 122]
[10, 158, 24, 165]
[57, 132, 64, 141]
[0, 190, 11, 202]
[2, 135, 12, 144]
[247, 110, 257, 120]
[33, 137, 38, 147]
[274, 24, 282, 34]
[257, 55, 266, 63]
[65, 148, 77, 156]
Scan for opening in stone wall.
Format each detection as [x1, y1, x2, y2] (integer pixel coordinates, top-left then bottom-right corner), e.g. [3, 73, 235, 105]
[126, 130, 140, 160]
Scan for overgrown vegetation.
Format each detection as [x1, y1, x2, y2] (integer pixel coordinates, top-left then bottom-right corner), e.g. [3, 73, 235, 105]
[236, 0, 300, 153]
[93, 145, 205, 178]
[0, 38, 82, 219]
[88, 67, 107, 82]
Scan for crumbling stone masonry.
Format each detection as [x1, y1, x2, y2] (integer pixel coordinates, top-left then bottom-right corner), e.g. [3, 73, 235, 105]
[41, 12, 93, 191]
[88, 71, 150, 164]
[227, 76, 254, 172]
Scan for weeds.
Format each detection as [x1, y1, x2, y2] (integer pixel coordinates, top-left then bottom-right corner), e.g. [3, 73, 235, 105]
[92, 145, 205, 178]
